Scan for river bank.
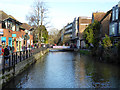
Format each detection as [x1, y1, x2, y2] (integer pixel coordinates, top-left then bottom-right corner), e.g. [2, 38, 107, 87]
[78, 49, 120, 65]
[1, 48, 49, 89]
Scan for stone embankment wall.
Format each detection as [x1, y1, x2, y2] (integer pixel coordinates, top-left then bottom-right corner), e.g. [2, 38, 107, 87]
[0, 48, 49, 89]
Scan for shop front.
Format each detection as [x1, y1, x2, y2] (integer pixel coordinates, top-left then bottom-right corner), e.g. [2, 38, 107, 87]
[1, 37, 6, 48]
[0, 29, 3, 45]
[8, 37, 12, 47]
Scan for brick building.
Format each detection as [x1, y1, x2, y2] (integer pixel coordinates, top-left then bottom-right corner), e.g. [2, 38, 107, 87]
[109, 2, 120, 44]
[92, 12, 111, 38]
[92, 12, 106, 23]
[100, 11, 112, 38]
[0, 10, 33, 51]
[78, 16, 92, 48]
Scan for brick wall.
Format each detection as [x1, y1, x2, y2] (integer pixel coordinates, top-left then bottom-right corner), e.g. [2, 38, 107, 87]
[78, 17, 92, 39]
[100, 14, 111, 37]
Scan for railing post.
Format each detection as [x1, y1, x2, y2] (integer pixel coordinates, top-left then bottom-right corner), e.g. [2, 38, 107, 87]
[2, 56, 5, 74]
[23, 50, 25, 60]
[26, 50, 28, 59]
[29, 49, 30, 57]
[9, 55, 11, 67]
[12, 53, 14, 66]
[20, 51, 21, 62]
[13, 54, 15, 75]
[16, 52, 17, 64]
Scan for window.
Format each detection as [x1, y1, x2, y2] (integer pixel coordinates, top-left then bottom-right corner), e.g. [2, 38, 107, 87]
[109, 23, 115, 35]
[5, 21, 7, 28]
[2, 21, 6, 28]
[16, 24, 19, 31]
[12, 23, 15, 31]
[119, 22, 120, 34]
[112, 8, 115, 21]
[116, 8, 118, 20]
[30, 31, 33, 35]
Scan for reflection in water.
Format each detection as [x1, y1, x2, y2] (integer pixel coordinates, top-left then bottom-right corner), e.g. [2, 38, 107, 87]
[4, 52, 120, 88]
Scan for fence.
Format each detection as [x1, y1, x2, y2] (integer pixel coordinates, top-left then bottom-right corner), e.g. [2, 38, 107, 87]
[2, 47, 47, 74]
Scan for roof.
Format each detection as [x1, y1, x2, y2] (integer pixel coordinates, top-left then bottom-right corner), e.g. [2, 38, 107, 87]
[0, 10, 21, 24]
[92, 12, 106, 22]
[78, 17, 92, 24]
[0, 10, 9, 21]
[79, 16, 92, 19]
[100, 9, 112, 23]
[21, 23, 33, 31]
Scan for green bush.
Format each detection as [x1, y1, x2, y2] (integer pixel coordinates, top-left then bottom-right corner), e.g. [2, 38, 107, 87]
[102, 34, 112, 48]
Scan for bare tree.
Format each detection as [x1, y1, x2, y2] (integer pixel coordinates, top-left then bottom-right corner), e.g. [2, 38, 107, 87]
[48, 28, 60, 45]
[26, 0, 48, 44]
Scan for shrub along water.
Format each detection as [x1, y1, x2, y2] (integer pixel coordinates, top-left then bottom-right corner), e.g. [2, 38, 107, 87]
[83, 20, 120, 64]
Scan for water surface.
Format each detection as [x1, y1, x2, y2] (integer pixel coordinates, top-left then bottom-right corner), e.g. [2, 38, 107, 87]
[5, 52, 120, 88]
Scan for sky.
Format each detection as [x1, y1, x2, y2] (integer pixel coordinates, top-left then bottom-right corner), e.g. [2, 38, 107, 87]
[0, 0, 119, 31]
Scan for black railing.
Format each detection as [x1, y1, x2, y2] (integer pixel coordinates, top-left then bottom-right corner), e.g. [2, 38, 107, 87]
[2, 47, 47, 74]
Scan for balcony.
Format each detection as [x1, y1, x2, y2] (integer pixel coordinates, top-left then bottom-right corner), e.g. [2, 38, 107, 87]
[64, 29, 72, 35]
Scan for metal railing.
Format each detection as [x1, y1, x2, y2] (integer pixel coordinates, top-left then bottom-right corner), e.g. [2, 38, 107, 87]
[2, 47, 47, 74]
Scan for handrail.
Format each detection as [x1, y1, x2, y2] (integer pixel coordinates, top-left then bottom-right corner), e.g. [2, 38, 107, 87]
[2, 47, 47, 74]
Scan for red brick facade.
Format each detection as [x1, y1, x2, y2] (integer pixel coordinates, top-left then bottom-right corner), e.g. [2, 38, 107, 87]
[0, 10, 33, 52]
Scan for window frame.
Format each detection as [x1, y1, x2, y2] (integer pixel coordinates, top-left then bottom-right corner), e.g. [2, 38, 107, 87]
[112, 8, 115, 21]
[115, 7, 119, 20]
[109, 23, 115, 35]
